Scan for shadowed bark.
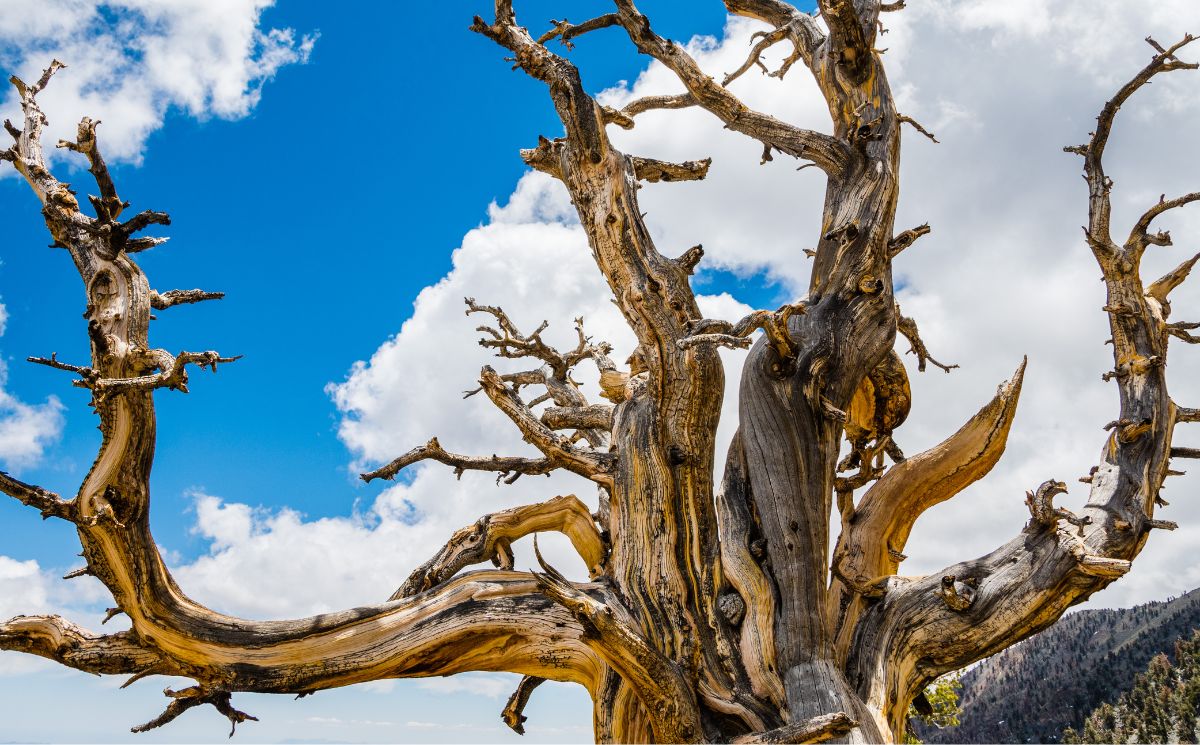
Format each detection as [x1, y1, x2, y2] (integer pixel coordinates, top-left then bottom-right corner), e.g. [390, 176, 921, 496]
[0, 7, 1195, 743]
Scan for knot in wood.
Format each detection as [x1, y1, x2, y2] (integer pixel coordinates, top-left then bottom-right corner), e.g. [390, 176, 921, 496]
[718, 592, 746, 626]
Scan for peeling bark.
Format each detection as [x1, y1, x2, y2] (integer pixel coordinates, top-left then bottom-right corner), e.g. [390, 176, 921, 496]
[0, 11, 1195, 745]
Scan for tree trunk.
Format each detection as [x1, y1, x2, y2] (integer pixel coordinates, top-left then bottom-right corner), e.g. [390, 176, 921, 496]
[1, 5, 1197, 743]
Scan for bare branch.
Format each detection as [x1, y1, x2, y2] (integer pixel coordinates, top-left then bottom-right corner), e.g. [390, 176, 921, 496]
[120, 209, 171, 236]
[478, 366, 615, 486]
[0, 471, 74, 521]
[56, 117, 126, 221]
[830, 361, 1025, 654]
[1080, 34, 1197, 250]
[620, 93, 696, 118]
[150, 289, 225, 310]
[131, 686, 258, 737]
[360, 436, 556, 484]
[31, 349, 240, 398]
[896, 307, 958, 373]
[501, 675, 545, 734]
[731, 712, 857, 744]
[683, 301, 807, 360]
[610, 1, 848, 174]
[531, 539, 704, 743]
[393, 494, 605, 599]
[542, 404, 614, 432]
[537, 15, 620, 50]
[887, 223, 931, 259]
[897, 115, 938, 143]
[631, 155, 711, 183]
[723, 27, 789, 87]
[1145, 251, 1200, 318]
[0, 615, 166, 677]
[1127, 192, 1200, 249]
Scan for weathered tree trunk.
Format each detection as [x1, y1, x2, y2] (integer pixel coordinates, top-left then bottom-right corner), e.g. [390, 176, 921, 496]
[1, 4, 1197, 743]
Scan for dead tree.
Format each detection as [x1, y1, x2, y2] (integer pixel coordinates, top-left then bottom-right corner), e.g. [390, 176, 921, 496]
[1, 3, 1196, 742]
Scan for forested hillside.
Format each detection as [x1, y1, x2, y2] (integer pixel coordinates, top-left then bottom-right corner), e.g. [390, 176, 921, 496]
[1063, 630, 1200, 743]
[922, 588, 1200, 743]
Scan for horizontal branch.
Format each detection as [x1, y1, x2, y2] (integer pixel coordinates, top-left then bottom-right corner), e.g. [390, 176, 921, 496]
[0, 471, 73, 521]
[684, 301, 807, 360]
[888, 223, 930, 258]
[620, 92, 697, 118]
[732, 711, 857, 744]
[30, 349, 240, 397]
[150, 289, 224, 310]
[537, 14, 620, 50]
[0, 615, 167, 677]
[631, 155, 711, 183]
[541, 404, 614, 432]
[360, 436, 556, 484]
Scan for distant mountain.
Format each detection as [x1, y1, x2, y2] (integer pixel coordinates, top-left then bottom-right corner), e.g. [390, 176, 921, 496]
[1064, 629, 1200, 743]
[921, 587, 1200, 744]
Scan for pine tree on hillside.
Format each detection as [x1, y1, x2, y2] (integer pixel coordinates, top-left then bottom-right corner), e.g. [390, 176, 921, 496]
[1065, 631, 1200, 744]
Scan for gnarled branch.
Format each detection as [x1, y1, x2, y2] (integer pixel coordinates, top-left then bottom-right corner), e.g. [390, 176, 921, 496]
[392, 494, 606, 599]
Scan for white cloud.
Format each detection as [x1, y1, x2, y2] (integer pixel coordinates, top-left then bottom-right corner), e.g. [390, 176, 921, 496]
[178, 0, 1200, 628]
[0, 300, 64, 469]
[0, 0, 315, 166]
[0, 553, 113, 675]
[418, 673, 516, 700]
[0, 359, 63, 469]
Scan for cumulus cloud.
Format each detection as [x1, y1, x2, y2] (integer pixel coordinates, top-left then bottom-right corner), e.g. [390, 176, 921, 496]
[172, 0, 1200, 625]
[170, 177, 750, 620]
[0, 553, 113, 674]
[0, 301, 64, 469]
[0, 0, 315, 166]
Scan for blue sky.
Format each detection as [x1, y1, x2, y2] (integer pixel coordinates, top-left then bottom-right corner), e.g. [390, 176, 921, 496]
[2, 0, 1200, 742]
[0, 0, 768, 565]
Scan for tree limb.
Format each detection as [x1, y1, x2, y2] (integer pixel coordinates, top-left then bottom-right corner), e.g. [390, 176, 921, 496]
[732, 711, 857, 744]
[0, 471, 74, 521]
[360, 436, 557, 484]
[0, 615, 168, 677]
[392, 494, 606, 599]
[896, 307, 958, 373]
[150, 289, 225, 310]
[501, 675, 545, 734]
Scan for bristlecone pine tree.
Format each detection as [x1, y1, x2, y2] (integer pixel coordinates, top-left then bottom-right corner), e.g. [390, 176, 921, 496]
[0, 2, 1197, 743]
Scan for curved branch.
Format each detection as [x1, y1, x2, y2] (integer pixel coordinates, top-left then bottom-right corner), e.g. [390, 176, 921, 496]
[392, 494, 606, 599]
[830, 360, 1024, 659]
